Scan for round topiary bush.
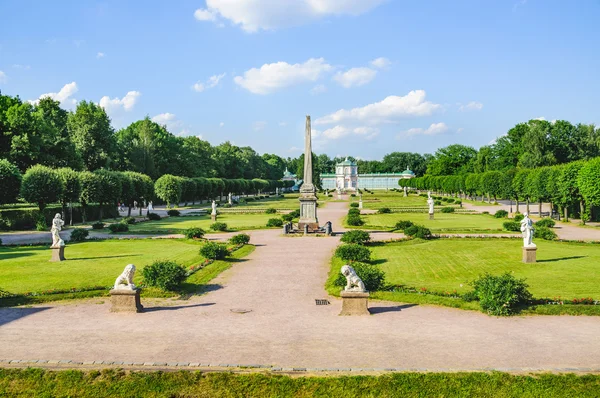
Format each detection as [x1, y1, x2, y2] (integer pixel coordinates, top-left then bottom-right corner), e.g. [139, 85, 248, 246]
[122, 216, 136, 224]
[69, 228, 89, 242]
[534, 226, 557, 240]
[333, 262, 386, 291]
[494, 210, 509, 218]
[334, 243, 371, 262]
[470, 272, 533, 316]
[266, 218, 283, 227]
[281, 214, 294, 222]
[147, 213, 161, 221]
[395, 220, 414, 230]
[455, 200, 462, 205]
[167, 209, 181, 217]
[340, 230, 371, 245]
[535, 218, 556, 228]
[503, 221, 520, 232]
[434, 200, 442, 206]
[200, 242, 229, 260]
[446, 198, 455, 204]
[265, 208, 277, 214]
[108, 223, 129, 233]
[91, 221, 104, 230]
[349, 202, 359, 208]
[210, 222, 227, 231]
[404, 224, 432, 239]
[229, 233, 250, 245]
[441, 207, 455, 213]
[513, 213, 524, 222]
[184, 227, 205, 239]
[346, 214, 364, 226]
[288, 209, 300, 218]
[377, 207, 391, 214]
[142, 260, 187, 291]
[348, 208, 361, 216]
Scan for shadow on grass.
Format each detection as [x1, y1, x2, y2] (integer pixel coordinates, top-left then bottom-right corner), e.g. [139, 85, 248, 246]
[143, 302, 215, 313]
[178, 283, 224, 299]
[224, 257, 249, 264]
[370, 259, 388, 265]
[0, 252, 36, 260]
[369, 303, 418, 314]
[0, 306, 51, 327]
[537, 256, 586, 263]
[68, 254, 142, 261]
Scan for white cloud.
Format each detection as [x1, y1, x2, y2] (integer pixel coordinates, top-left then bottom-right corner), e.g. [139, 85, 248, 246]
[219, 122, 225, 127]
[192, 72, 226, 92]
[0, 71, 6, 84]
[316, 90, 441, 125]
[370, 57, 391, 69]
[322, 125, 350, 139]
[151, 112, 177, 125]
[279, 121, 287, 126]
[402, 122, 449, 137]
[12, 64, 31, 70]
[234, 58, 332, 94]
[310, 84, 327, 95]
[319, 125, 379, 141]
[288, 146, 302, 152]
[28, 82, 78, 106]
[533, 117, 545, 121]
[458, 101, 483, 111]
[99, 90, 141, 112]
[96, 52, 105, 59]
[196, 134, 203, 139]
[253, 121, 267, 131]
[353, 126, 379, 140]
[333, 67, 377, 88]
[196, 0, 386, 32]
[456, 127, 465, 133]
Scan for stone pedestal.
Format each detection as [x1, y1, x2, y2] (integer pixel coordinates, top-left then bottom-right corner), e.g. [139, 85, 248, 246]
[358, 201, 363, 209]
[211, 213, 217, 222]
[110, 289, 143, 313]
[298, 190, 319, 233]
[522, 246, 537, 263]
[339, 291, 370, 316]
[429, 213, 434, 220]
[50, 246, 65, 262]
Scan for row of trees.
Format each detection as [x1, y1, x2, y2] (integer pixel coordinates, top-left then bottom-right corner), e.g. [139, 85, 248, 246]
[400, 158, 600, 222]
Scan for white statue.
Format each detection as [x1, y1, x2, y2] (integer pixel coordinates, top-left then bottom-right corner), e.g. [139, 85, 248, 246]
[427, 191, 431, 199]
[114, 264, 137, 290]
[404, 186, 408, 197]
[520, 213, 536, 247]
[341, 265, 366, 292]
[228, 192, 233, 205]
[427, 196, 434, 214]
[211, 200, 217, 215]
[50, 213, 65, 248]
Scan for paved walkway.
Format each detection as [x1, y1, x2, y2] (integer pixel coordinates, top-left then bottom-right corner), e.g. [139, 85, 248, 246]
[1, 201, 600, 371]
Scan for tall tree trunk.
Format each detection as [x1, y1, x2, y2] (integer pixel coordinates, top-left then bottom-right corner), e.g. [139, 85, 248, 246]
[515, 198, 520, 213]
[128, 205, 132, 217]
[539, 201, 542, 218]
[61, 203, 66, 224]
[99, 204, 104, 221]
[564, 206, 568, 221]
[526, 199, 530, 214]
[580, 200, 586, 225]
[70, 203, 74, 226]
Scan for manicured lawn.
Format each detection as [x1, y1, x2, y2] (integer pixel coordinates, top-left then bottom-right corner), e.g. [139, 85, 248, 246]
[356, 212, 513, 233]
[124, 213, 276, 234]
[183, 193, 330, 211]
[352, 192, 430, 209]
[0, 239, 253, 295]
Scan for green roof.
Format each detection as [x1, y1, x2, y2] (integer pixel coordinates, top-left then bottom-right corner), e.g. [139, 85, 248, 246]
[337, 157, 356, 166]
[401, 169, 415, 176]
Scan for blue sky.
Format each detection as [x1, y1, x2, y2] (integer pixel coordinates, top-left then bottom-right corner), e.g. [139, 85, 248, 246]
[1, 0, 599, 160]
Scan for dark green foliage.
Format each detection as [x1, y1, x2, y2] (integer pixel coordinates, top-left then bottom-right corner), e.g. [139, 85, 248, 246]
[513, 213, 524, 222]
[288, 209, 300, 218]
[346, 214, 364, 226]
[494, 210, 508, 218]
[35, 215, 47, 231]
[167, 209, 180, 217]
[141, 260, 187, 291]
[147, 212, 161, 221]
[20, 165, 63, 211]
[347, 208, 361, 216]
[265, 208, 277, 214]
[534, 226, 557, 240]
[281, 213, 294, 222]
[200, 242, 229, 260]
[108, 223, 128, 233]
[334, 244, 371, 262]
[434, 200, 442, 206]
[184, 227, 205, 239]
[122, 216, 136, 224]
[210, 222, 227, 231]
[377, 207, 391, 214]
[91, 222, 104, 230]
[404, 225, 432, 239]
[340, 230, 371, 245]
[0, 159, 22, 205]
[454, 200, 462, 205]
[470, 273, 533, 316]
[69, 228, 89, 242]
[333, 262, 386, 291]
[154, 174, 182, 207]
[503, 221, 520, 231]
[441, 207, 454, 213]
[349, 202, 359, 208]
[535, 218, 555, 228]
[266, 218, 283, 227]
[446, 198, 455, 203]
[0, 204, 116, 231]
[395, 220, 414, 230]
[229, 233, 250, 245]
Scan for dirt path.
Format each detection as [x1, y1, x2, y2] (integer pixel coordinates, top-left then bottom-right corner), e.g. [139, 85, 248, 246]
[1, 201, 600, 371]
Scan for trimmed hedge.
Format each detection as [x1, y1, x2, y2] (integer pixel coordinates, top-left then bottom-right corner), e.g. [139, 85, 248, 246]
[266, 218, 283, 227]
[470, 272, 533, 316]
[340, 230, 371, 245]
[349, 202, 359, 208]
[142, 260, 187, 291]
[347, 214, 364, 226]
[210, 222, 227, 231]
[108, 223, 129, 233]
[91, 222, 104, 230]
[147, 212, 161, 221]
[335, 243, 371, 262]
[377, 207, 391, 214]
[69, 228, 89, 242]
[494, 210, 509, 218]
[536, 218, 556, 228]
[333, 262, 386, 291]
[534, 226, 557, 240]
[441, 207, 455, 213]
[229, 233, 250, 245]
[0, 204, 117, 231]
[265, 208, 277, 214]
[503, 221, 520, 232]
[167, 209, 181, 217]
[395, 220, 414, 230]
[184, 227, 205, 239]
[404, 225, 432, 239]
[200, 242, 229, 260]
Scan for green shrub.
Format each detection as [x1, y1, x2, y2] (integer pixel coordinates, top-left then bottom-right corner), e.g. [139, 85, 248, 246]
[333, 262, 386, 291]
[184, 227, 205, 239]
[441, 207, 454, 213]
[265, 208, 277, 214]
[108, 223, 129, 233]
[441, 197, 449, 202]
[229, 233, 250, 245]
[534, 226, 557, 240]
[266, 218, 283, 227]
[69, 228, 89, 242]
[536, 218, 556, 228]
[335, 243, 371, 262]
[434, 200, 442, 206]
[503, 221, 520, 232]
[210, 222, 227, 231]
[514, 213, 524, 222]
[0, 159, 22, 205]
[470, 272, 533, 316]
[395, 220, 414, 230]
[0, 204, 117, 231]
[377, 207, 391, 214]
[494, 210, 509, 218]
[340, 230, 371, 245]
[147, 212, 161, 221]
[288, 209, 300, 218]
[455, 200, 462, 205]
[404, 224, 432, 239]
[346, 214, 364, 226]
[281, 214, 294, 222]
[446, 198, 455, 203]
[142, 260, 187, 291]
[91, 221, 104, 230]
[200, 242, 229, 260]
[482, 211, 490, 215]
[167, 209, 181, 217]
[348, 208, 361, 216]
[35, 215, 47, 231]
[122, 216, 136, 224]
[349, 202, 359, 208]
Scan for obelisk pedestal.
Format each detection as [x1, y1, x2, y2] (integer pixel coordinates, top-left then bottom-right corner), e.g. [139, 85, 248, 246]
[298, 115, 319, 233]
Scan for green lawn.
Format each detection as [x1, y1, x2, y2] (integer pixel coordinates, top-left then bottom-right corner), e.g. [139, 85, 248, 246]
[355, 212, 514, 233]
[124, 213, 276, 234]
[183, 193, 330, 211]
[0, 239, 253, 296]
[352, 192, 430, 209]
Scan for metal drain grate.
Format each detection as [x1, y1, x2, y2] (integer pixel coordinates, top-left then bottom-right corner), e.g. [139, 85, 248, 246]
[315, 299, 330, 306]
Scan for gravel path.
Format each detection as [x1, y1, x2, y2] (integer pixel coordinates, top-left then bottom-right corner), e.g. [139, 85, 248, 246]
[1, 201, 600, 371]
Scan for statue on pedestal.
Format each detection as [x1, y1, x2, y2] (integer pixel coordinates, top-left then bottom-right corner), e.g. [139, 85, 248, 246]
[427, 196, 434, 214]
[114, 264, 137, 290]
[50, 213, 65, 248]
[520, 213, 536, 247]
[228, 192, 233, 205]
[341, 265, 366, 292]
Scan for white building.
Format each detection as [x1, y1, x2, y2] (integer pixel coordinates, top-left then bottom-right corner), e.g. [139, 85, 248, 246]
[321, 158, 415, 191]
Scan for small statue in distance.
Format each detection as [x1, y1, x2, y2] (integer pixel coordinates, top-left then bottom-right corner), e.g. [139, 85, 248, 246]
[50, 213, 65, 248]
[341, 264, 366, 292]
[520, 212, 536, 247]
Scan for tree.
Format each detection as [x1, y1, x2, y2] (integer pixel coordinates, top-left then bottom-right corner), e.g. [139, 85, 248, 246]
[5, 101, 42, 171]
[78, 171, 101, 223]
[94, 169, 122, 220]
[512, 169, 530, 213]
[518, 120, 555, 168]
[577, 158, 600, 223]
[557, 161, 585, 221]
[20, 165, 63, 211]
[154, 174, 182, 208]
[426, 145, 477, 176]
[480, 171, 503, 202]
[0, 158, 22, 204]
[56, 167, 81, 225]
[295, 152, 322, 190]
[381, 152, 429, 176]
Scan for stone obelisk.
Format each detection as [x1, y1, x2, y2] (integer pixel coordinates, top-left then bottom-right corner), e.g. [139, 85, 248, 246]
[298, 115, 319, 232]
